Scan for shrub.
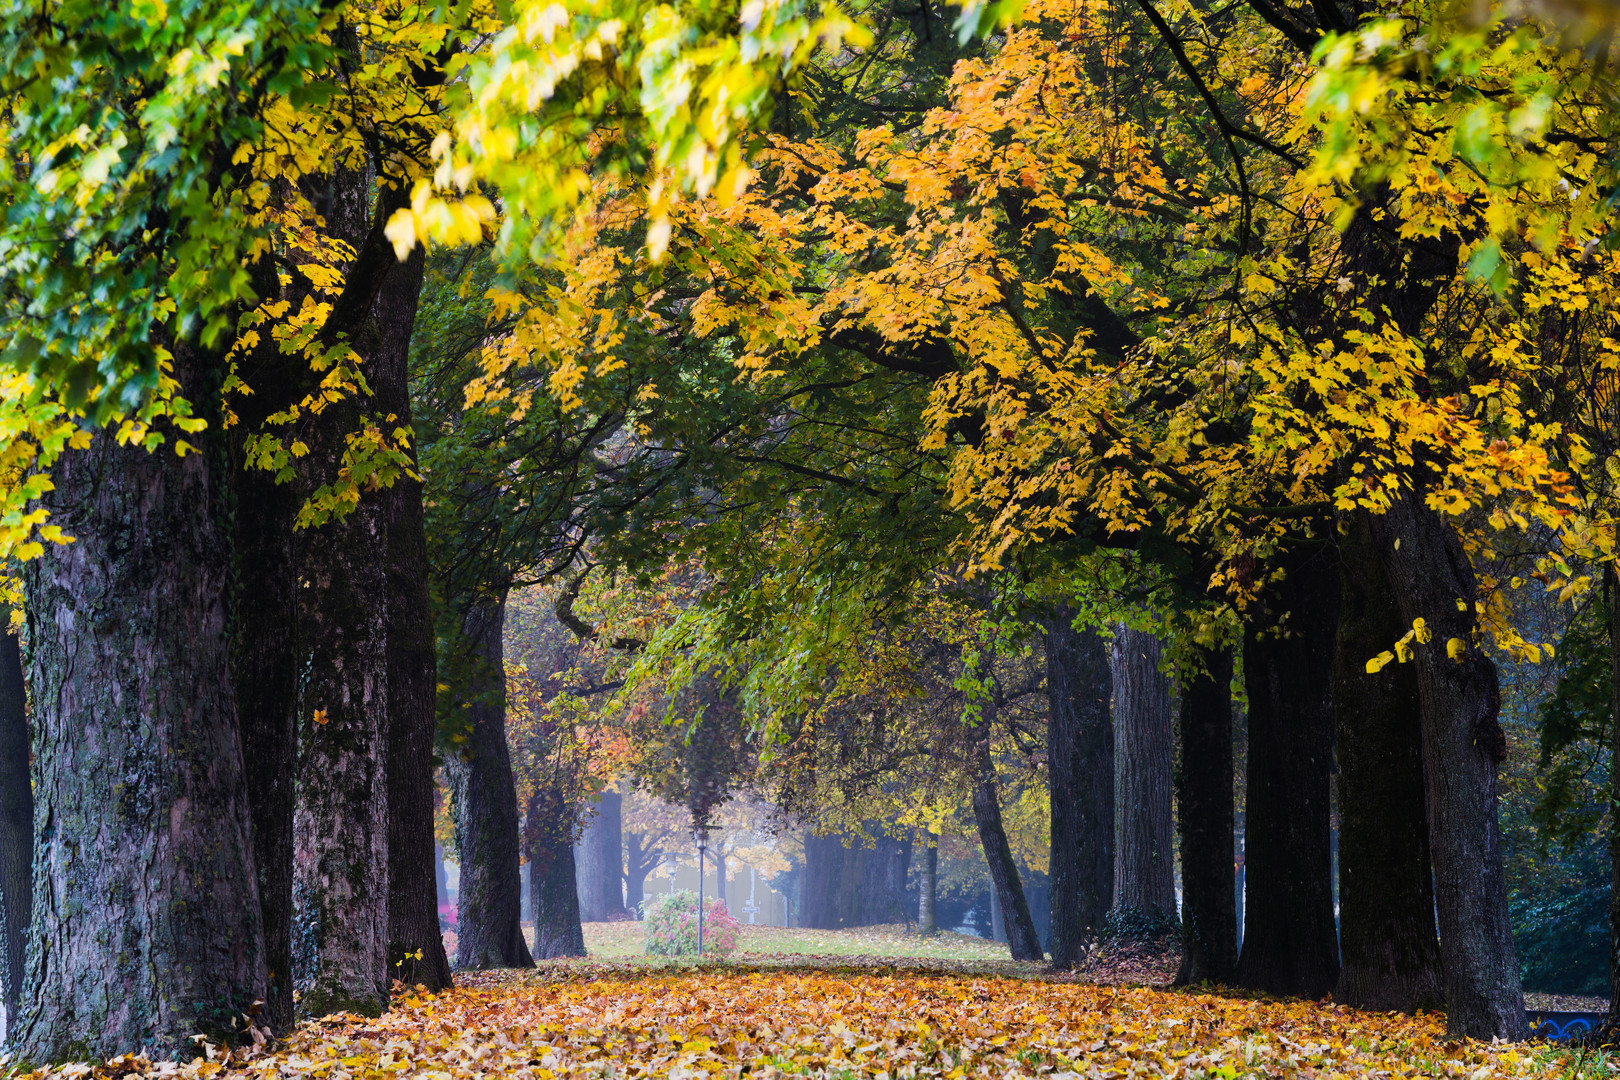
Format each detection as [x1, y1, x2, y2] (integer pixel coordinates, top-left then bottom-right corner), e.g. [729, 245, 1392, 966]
[642, 890, 742, 956]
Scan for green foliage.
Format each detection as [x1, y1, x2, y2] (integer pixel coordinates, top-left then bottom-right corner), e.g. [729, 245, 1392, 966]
[0, 0, 340, 414]
[1501, 594, 1613, 996]
[1509, 835, 1610, 997]
[1536, 597, 1612, 847]
[392, 0, 869, 264]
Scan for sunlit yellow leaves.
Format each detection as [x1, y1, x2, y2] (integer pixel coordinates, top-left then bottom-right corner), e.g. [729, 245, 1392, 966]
[387, 190, 497, 260]
[399, 0, 869, 265]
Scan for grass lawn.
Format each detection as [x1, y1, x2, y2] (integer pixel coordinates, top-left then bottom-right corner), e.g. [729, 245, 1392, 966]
[579, 921, 1014, 963]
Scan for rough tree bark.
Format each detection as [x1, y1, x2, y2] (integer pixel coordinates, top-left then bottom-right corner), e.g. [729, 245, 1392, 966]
[971, 741, 1044, 961]
[918, 843, 939, 936]
[0, 628, 30, 1044]
[1610, 565, 1620, 1041]
[231, 256, 306, 1035]
[528, 786, 586, 958]
[576, 791, 625, 922]
[1324, 175, 1522, 1037]
[1335, 511, 1443, 1013]
[1175, 644, 1237, 986]
[1236, 545, 1340, 999]
[374, 247, 453, 993]
[1370, 490, 1525, 1039]
[16, 369, 266, 1060]
[291, 427, 391, 1017]
[447, 592, 534, 969]
[1111, 628, 1175, 923]
[1044, 611, 1113, 970]
[288, 171, 428, 1019]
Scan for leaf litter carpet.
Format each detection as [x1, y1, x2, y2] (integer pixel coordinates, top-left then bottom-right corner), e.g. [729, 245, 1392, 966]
[8, 966, 1566, 1080]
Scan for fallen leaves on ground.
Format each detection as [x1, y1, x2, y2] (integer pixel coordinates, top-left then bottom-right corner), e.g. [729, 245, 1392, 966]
[1523, 992, 1607, 1013]
[1067, 940, 1181, 988]
[7, 968, 1569, 1080]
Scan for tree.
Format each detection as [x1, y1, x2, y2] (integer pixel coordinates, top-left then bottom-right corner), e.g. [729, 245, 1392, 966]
[622, 792, 686, 915]
[446, 592, 535, 970]
[1044, 611, 1113, 969]
[1175, 643, 1236, 986]
[1110, 629, 1175, 933]
[1333, 512, 1443, 1012]
[17, 387, 266, 1059]
[1236, 547, 1340, 1000]
[917, 842, 940, 936]
[0, 627, 29, 1043]
[378, 248, 456, 993]
[577, 789, 628, 921]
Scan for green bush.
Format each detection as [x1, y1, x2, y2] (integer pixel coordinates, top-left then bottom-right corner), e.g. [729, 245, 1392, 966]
[642, 890, 742, 956]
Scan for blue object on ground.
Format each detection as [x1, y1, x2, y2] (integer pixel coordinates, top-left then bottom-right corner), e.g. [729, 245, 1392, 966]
[1527, 1011, 1605, 1042]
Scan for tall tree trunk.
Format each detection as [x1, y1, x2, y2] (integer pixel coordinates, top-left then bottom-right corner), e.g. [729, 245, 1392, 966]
[373, 247, 452, 994]
[1335, 511, 1443, 1013]
[886, 838, 912, 925]
[576, 791, 625, 921]
[989, 885, 1007, 944]
[292, 436, 391, 1018]
[0, 628, 30, 1044]
[231, 262, 306, 1035]
[16, 382, 266, 1059]
[801, 832, 845, 929]
[972, 741, 1044, 961]
[1176, 644, 1237, 986]
[446, 593, 534, 969]
[1045, 611, 1113, 968]
[625, 833, 657, 916]
[1370, 491, 1525, 1038]
[919, 842, 939, 936]
[1610, 564, 1620, 1040]
[232, 462, 299, 1032]
[528, 786, 586, 958]
[1236, 545, 1340, 999]
[836, 833, 911, 926]
[714, 847, 728, 911]
[1111, 628, 1175, 923]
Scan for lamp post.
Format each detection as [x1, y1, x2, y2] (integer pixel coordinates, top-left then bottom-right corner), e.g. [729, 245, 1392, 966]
[695, 827, 708, 956]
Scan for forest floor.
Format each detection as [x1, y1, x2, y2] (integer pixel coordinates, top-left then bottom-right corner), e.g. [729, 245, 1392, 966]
[559, 922, 1177, 984]
[454, 921, 1601, 1014]
[8, 966, 1582, 1080]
